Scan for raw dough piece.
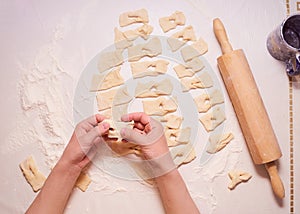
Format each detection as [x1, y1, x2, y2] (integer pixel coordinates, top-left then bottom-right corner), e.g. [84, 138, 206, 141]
[206, 132, 234, 154]
[180, 38, 208, 62]
[114, 27, 133, 50]
[75, 172, 91, 192]
[160, 114, 183, 129]
[159, 11, 186, 33]
[135, 79, 173, 98]
[98, 50, 123, 73]
[167, 26, 196, 51]
[143, 97, 177, 116]
[130, 60, 169, 78]
[199, 106, 226, 132]
[119, 8, 149, 27]
[128, 37, 162, 62]
[228, 170, 252, 190]
[181, 72, 213, 92]
[90, 67, 124, 91]
[194, 89, 224, 113]
[173, 58, 204, 78]
[170, 143, 196, 167]
[123, 24, 153, 40]
[113, 87, 133, 106]
[165, 127, 191, 147]
[107, 141, 141, 156]
[19, 156, 46, 192]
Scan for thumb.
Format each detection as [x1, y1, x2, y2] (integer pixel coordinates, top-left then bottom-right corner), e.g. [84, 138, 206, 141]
[120, 127, 147, 145]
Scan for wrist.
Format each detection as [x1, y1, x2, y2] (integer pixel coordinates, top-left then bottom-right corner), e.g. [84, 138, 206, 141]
[55, 159, 82, 179]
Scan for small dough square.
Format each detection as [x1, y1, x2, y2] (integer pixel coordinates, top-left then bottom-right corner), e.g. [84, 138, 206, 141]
[75, 172, 91, 192]
[98, 50, 124, 73]
[181, 72, 213, 92]
[119, 9, 149, 27]
[199, 106, 226, 132]
[143, 97, 177, 116]
[90, 67, 124, 91]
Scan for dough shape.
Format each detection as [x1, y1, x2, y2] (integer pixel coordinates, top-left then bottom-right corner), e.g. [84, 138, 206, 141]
[123, 24, 153, 40]
[130, 60, 169, 78]
[167, 26, 196, 51]
[165, 127, 191, 147]
[128, 37, 162, 62]
[173, 58, 204, 78]
[181, 38, 208, 62]
[98, 50, 124, 73]
[170, 143, 196, 167]
[194, 89, 224, 113]
[206, 132, 234, 154]
[119, 8, 149, 27]
[19, 156, 46, 192]
[160, 114, 183, 129]
[107, 141, 141, 156]
[135, 78, 173, 98]
[199, 106, 226, 132]
[228, 170, 252, 190]
[75, 172, 91, 192]
[143, 97, 177, 116]
[113, 87, 133, 106]
[159, 11, 186, 33]
[181, 72, 213, 92]
[90, 67, 124, 91]
[114, 27, 133, 50]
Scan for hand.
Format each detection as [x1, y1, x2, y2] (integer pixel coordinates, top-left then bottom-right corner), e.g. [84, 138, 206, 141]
[120, 112, 175, 177]
[59, 114, 110, 170]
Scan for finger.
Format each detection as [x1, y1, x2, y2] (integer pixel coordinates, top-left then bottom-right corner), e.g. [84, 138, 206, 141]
[120, 127, 147, 145]
[133, 122, 146, 130]
[95, 114, 107, 123]
[121, 112, 150, 125]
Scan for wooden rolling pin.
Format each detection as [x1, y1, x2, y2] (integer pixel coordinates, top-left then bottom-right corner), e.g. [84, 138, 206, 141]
[213, 18, 285, 199]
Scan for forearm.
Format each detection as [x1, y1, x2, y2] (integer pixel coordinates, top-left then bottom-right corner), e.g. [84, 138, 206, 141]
[155, 169, 200, 214]
[26, 161, 81, 214]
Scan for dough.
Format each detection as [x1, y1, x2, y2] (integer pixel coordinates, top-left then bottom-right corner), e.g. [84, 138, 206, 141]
[130, 60, 169, 78]
[206, 132, 234, 154]
[199, 106, 226, 132]
[128, 37, 162, 62]
[113, 87, 133, 106]
[75, 172, 91, 192]
[173, 58, 204, 78]
[143, 97, 177, 116]
[165, 127, 191, 147]
[181, 72, 213, 92]
[98, 50, 124, 73]
[159, 11, 186, 33]
[193, 89, 224, 113]
[114, 27, 133, 50]
[135, 78, 173, 98]
[90, 67, 124, 91]
[160, 114, 183, 129]
[167, 26, 196, 51]
[119, 8, 149, 27]
[170, 143, 196, 167]
[180, 38, 208, 62]
[228, 170, 252, 190]
[123, 24, 153, 40]
[19, 156, 46, 192]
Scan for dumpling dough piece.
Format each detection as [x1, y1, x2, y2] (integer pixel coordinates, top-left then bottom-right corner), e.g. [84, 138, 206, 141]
[143, 97, 177, 116]
[167, 26, 196, 51]
[135, 79, 173, 98]
[128, 37, 162, 62]
[181, 72, 213, 92]
[199, 106, 226, 132]
[228, 170, 252, 190]
[160, 114, 183, 129]
[19, 156, 46, 192]
[123, 24, 153, 40]
[206, 132, 234, 154]
[119, 8, 149, 27]
[114, 27, 133, 50]
[181, 38, 208, 62]
[194, 89, 224, 113]
[90, 67, 124, 91]
[130, 60, 169, 78]
[165, 127, 191, 147]
[97, 87, 132, 111]
[159, 11, 186, 33]
[75, 172, 91, 192]
[170, 143, 196, 167]
[173, 58, 204, 78]
[98, 50, 123, 73]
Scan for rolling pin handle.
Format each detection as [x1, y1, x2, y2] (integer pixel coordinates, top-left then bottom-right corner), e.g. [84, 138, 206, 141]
[265, 161, 285, 199]
[213, 18, 233, 54]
